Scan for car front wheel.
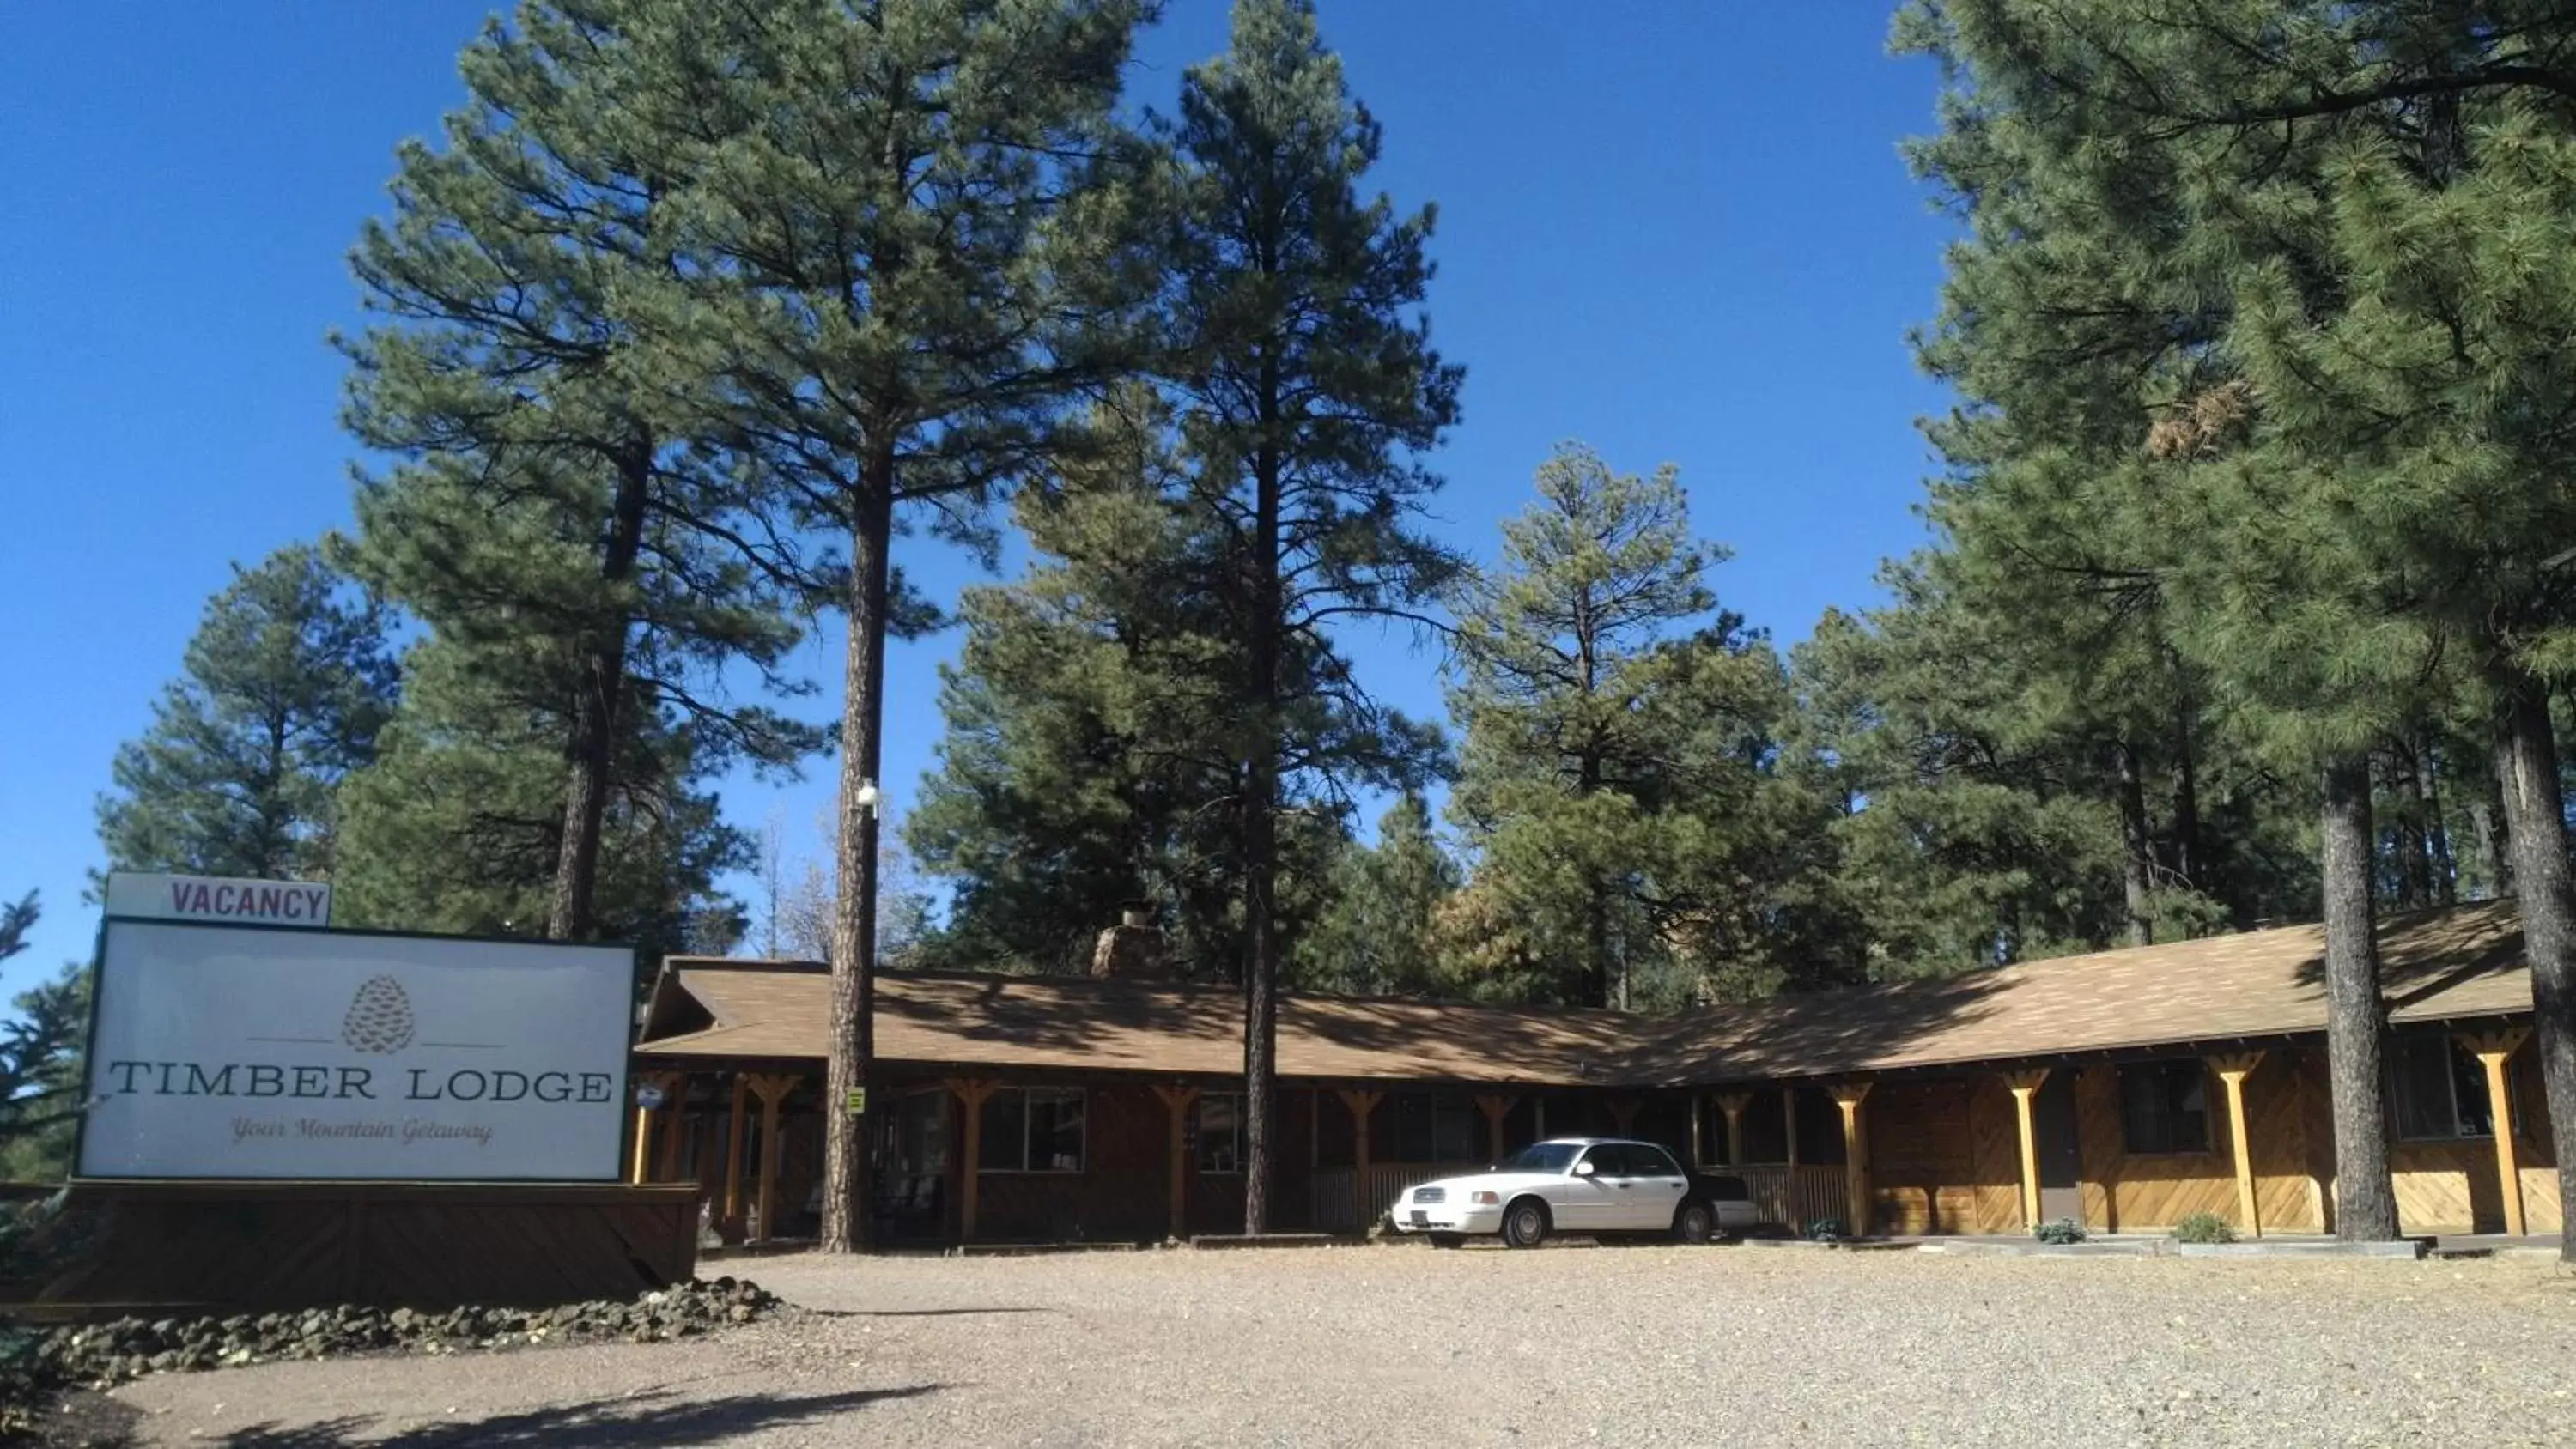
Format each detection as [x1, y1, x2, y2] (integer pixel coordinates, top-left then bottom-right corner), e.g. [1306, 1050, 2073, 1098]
[1502, 1198, 1550, 1249]
[1673, 1201, 1716, 1244]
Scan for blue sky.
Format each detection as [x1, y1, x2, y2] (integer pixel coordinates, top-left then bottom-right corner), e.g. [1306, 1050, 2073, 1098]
[0, 3, 1953, 979]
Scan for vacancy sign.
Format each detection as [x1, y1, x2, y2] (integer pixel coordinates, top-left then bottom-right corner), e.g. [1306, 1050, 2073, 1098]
[106, 872, 331, 929]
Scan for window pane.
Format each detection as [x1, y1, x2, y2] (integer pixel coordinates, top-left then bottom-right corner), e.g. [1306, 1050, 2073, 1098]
[2120, 1061, 2208, 1154]
[2448, 1040, 2493, 1137]
[1434, 1096, 1479, 1161]
[980, 1090, 1028, 1172]
[1028, 1088, 1084, 1171]
[2391, 1034, 2458, 1140]
[1197, 1094, 1242, 1173]
[1794, 1087, 1847, 1165]
[1740, 1088, 1788, 1163]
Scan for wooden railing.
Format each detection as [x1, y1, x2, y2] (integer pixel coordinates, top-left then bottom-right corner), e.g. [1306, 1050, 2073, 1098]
[1721, 1164, 1848, 1232]
[1311, 1161, 1486, 1234]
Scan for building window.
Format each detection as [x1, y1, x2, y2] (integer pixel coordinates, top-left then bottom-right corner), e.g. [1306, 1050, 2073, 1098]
[978, 1087, 1085, 1172]
[1195, 1093, 1242, 1173]
[1738, 1088, 1789, 1164]
[2390, 1031, 2493, 1141]
[2119, 1060, 2211, 1155]
[1390, 1093, 1480, 1162]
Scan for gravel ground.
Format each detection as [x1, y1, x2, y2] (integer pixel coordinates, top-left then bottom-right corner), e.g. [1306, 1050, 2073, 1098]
[103, 1243, 2576, 1447]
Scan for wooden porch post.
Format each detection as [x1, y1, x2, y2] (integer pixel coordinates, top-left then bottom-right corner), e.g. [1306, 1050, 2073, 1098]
[721, 1074, 750, 1233]
[1152, 1083, 1201, 1242]
[2208, 1052, 2265, 1237]
[2001, 1068, 2050, 1228]
[950, 1078, 999, 1243]
[630, 1070, 682, 1184]
[1337, 1089, 1382, 1233]
[1830, 1082, 1874, 1235]
[656, 1072, 694, 1184]
[1609, 1097, 1641, 1137]
[1783, 1087, 1800, 1169]
[1716, 1093, 1751, 1167]
[2460, 1028, 2532, 1237]
[1473, 1094, 1516, 1163]
[744, 1073, 799, 1242]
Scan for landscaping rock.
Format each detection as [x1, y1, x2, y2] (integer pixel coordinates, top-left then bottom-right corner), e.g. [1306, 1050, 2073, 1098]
[30, 1276, 783, 1394]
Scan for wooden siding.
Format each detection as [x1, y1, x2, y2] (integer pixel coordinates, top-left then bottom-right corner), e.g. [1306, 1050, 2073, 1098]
[2248, 1052, 2326, 1233]
[1865, 1080, 1981, 1234]
[27, 1183, 699, 1318]
[1965, 1076, 2024, 1234]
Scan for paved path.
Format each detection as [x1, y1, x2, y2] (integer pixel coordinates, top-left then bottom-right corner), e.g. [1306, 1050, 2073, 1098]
[109, 1244, 2576, 1446]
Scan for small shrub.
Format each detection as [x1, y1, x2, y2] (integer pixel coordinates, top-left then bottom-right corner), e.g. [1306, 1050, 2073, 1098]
[2172, 1211, 2236, 1246]
[2032, 1216, 2086, 1245]
[1805, 1216, 1846, 1242]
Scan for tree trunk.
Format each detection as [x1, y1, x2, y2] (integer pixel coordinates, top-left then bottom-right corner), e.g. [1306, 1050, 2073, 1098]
[2116, 739, 2154, 947]
[2488, 667, 2576, 1262]
[2388, 750, 2428, 910]
[547, 446, 650, 942]
[2471, 792, 2508, 900]
[2319, 756, 2401, 1241]
[2170, 708, 2201, 898]
[2415, 735, 2455, 906]
[1240, 368, 1284, 1237]
[822, 452, 895, 1255]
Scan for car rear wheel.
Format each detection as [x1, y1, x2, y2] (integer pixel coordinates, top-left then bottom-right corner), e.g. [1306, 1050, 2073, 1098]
[1427, 1232, 1465, 1250]
[1502, 1198, 1549, 1249]
[1673, 1201, 1716, 1244]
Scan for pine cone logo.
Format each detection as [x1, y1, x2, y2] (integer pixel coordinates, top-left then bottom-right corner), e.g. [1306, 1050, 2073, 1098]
[341, 975, 416, 1054]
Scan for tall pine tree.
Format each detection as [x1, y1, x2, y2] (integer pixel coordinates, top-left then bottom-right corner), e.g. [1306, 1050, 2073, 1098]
[1162, 0, 1461, 1230]
[341, 0, 821, 943]
[99, 544, 396, 882]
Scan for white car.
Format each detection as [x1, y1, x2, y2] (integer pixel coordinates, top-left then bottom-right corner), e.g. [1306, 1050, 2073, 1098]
[1386, 1137, 1758, 1249]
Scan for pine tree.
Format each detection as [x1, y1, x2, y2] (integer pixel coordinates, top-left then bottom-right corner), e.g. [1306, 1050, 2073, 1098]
[333, 634, 749, 968]
[1296, 794, 1456, 997]
[98, 544, 396, 881]
[1162, 0, 1461, 1230]
[0, 893, 93, 1181]
[651, 0, 1159, 1252]
[341, 0, 821, 943]
[1447, 444, 1844, 1009]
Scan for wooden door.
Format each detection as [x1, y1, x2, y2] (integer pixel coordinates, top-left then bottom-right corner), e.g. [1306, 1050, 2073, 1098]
[2035, 1071, 2085, 1224]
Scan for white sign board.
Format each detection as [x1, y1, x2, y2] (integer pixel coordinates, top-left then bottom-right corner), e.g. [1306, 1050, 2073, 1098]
[105, 872, 332, 928]
[79, 921, 633, 1182]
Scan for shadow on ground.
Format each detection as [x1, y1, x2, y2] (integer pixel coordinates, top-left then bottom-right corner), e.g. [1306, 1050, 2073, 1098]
[182, 1385, 939, 1447]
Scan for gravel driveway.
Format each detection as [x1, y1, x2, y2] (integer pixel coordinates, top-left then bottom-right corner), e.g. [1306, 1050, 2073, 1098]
[106, 1244, 2576, 1446]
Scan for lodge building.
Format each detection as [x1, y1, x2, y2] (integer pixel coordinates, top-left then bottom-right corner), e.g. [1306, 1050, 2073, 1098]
[629, 899, 2561, 1246]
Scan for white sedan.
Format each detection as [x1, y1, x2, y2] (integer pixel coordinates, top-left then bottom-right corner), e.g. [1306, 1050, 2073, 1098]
[1386, 1137, 1758, 1248]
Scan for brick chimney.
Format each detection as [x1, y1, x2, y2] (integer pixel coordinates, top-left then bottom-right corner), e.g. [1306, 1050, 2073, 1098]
[1090, 900, 1170, 981]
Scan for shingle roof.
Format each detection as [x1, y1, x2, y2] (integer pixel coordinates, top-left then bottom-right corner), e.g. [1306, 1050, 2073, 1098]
[635, 900, 2536, 1087]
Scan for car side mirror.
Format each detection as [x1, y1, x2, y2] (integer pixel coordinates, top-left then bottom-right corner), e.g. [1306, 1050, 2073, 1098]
[1573, 1161, 1597, 1177]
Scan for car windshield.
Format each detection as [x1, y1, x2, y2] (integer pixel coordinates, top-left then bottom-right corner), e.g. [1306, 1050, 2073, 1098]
[1496, 1143, 1584, 1173]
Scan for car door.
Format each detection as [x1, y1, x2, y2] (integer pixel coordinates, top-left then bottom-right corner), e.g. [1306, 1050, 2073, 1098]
[1583, 1144, 1656, 1231]
[1625, 1144, 1691, 1231]
[1546, 1146, 1619, 1230]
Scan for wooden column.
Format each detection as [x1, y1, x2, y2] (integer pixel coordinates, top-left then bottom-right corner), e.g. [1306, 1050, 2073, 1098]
[1152, 1083, 1201, 1242]
[1688, 1095, 1705, 1166]
[1830, 1082, 1874, 1236]
[950, 1078, 999, 1243]
[1783, 1087, 1800, 1169]
[2001, 1068, 2050, 1228]
[1337, 1089, 1383, 1233]
[630, 1070, 683, 1184]
[656, 1072, 694, 1184]
[2460, 1028, 2532, 1237]
[2207, 1052, 2266, 1237]
[721, 1074, 750, 1233]
[1716, 1093, 1752, 1167]
[744, 1073, 800, 1242]
[1609, 1098, 1641, 1137]
[1473, 1094, 1516, 1163]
